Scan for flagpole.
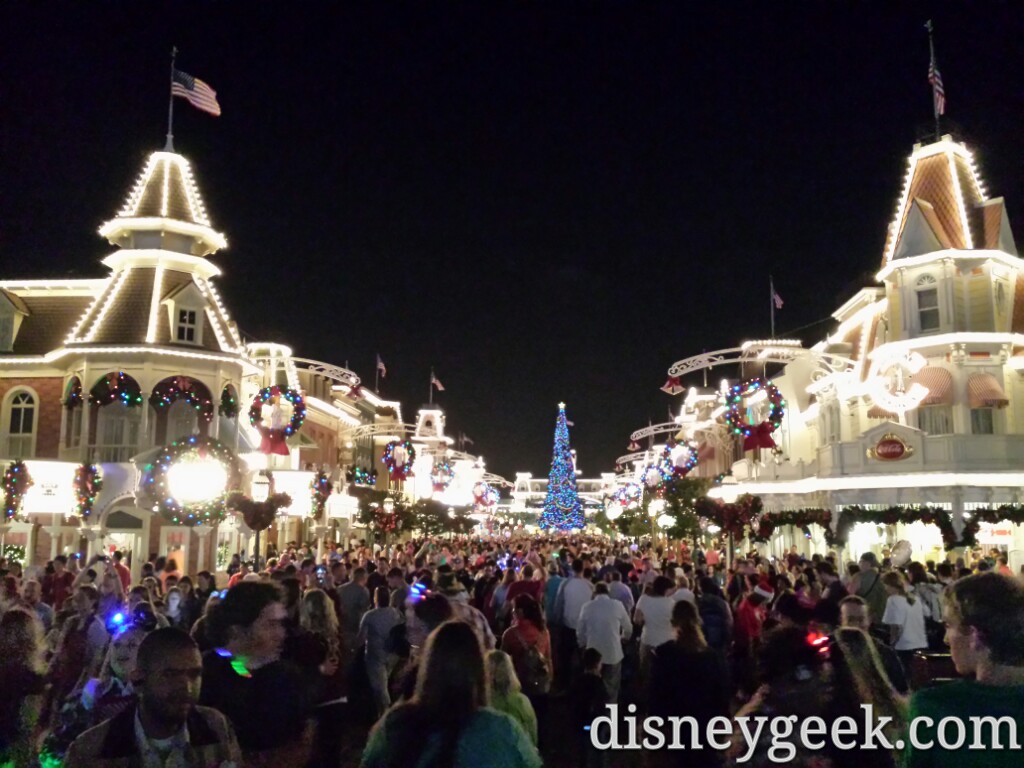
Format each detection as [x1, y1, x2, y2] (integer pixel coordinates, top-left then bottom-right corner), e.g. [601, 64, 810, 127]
[926, 20, 940, 142]
[165, 47, 178, 151]
[374, 359, 379, 393]
[769, 275, 776, 339]
[429, 368, 434, 405]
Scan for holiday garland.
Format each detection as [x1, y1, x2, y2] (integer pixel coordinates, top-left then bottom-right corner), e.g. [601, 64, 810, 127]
[227, 487, 292, 532]
[89, 371, 143, 407]
[3, 460, 33, 522]
[63, 379, 83, 408]
[310, 468, 333, 520]
[141, 436, 242, 526]
[219, 386, 240, 419]
[249, 386, 306, 455]
[149, 376, 214, 422]
[73, 464, 103, 521]
[382, 440, 416, 482]
[346, 466, 377, 487]
[695, 494, 764, 539]
[726, 378, 785, 450]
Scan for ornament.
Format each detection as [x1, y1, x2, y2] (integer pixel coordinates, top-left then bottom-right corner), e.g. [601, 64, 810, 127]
[725, 378, 785, 450]
[73, 464, 103, 521]
[249, 386, 306, 456]
[3, 461, 33, 522]
[661, 376, 684, 395]
[382, 440, 416, 482]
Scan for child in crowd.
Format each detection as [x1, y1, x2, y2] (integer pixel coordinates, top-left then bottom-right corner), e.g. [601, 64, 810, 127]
[572, 647, 609, 768]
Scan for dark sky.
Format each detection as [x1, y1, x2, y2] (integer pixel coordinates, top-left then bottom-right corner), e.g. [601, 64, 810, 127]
[4, 2, 1024, 480]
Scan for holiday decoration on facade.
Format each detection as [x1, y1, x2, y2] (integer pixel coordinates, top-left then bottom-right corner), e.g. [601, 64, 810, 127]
[249, 386, 306, 456]
[661, 376, 684, 395]
[725, 378, 785, 450]
[3, 461, 33, 522]
[309, 468, 332, 520]
[63, 379, 83, 409]
[695, 494, 763, 539]
[140, 436, 242, 526]
[641, 448, 675, 489]
[668, 441, 699, 476]
[149, 376, 214, 422]
[346, 467, 377, 487]
[609, 482, 642, 508]
[865, 351, 930, 417]
[472, 481, 499, 510]
[382, 440, 416, 482]
[72, 464, 103, 521]
[346, 383, 363, 401]
[431, 459, 455, 492]
[218, 386, 240, 419]
[539, 403, 585, 531]
[227, 480, 292, 532]
[89, 371, 143, 407]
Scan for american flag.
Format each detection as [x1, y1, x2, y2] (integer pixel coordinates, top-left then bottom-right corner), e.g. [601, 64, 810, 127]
[376, 354, 387, 378]
[430, 373, 445, 391]
[929, 60, 946, 116]
[772, 290, 784, 310]
[172, 68, 221, 116]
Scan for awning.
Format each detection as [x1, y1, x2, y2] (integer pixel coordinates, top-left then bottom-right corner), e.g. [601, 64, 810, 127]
[968, 372, 1009, 408]
[916, 366, 954, 406]
[867, 403, 895, 419]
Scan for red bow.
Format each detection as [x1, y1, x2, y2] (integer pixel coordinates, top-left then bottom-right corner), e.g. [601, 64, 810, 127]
[660, 376, 684, 396]
[743, 422, 777, 451]
[347, 384, 363, 400]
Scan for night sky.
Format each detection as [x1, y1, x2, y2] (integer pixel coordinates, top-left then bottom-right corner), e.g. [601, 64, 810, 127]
[4, 3, 1024, 480]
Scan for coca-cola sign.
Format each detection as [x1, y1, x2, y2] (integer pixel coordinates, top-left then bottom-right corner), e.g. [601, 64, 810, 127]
[867, 433, 913, 461]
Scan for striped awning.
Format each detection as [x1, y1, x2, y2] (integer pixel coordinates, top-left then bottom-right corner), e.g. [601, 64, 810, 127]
[866, 365, 953, 418]
[968, 372, 1009, 409]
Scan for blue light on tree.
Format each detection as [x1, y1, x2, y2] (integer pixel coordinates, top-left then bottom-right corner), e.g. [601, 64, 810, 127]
[539, 402, 585, 531]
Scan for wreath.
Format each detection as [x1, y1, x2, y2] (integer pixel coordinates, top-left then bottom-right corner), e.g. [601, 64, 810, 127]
[726, 378, 785, 450]
[218, 387, 240, 419]
[149, 376, 214, 422]
[668, 441, 699, 477]
[382, 440, 416, 482]
[73, 464, 103, 521]
[310, 468, 333, 520]
[610, 482, 642, 507]
[641, 448, 675, 489]
[431, 460, 455, 492]
[249, 386, 306, 456]
[473, 482, 499, 509]
[3, 461, 33, 522]
[141, 436, 242, 526]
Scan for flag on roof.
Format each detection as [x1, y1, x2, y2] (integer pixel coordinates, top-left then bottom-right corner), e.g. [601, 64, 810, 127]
[772, 289, 784, 310]
[928, 59, 945, 116]
[376, 354, 387, 378]
[431, 373, 445, 391]
[172, 68, 221, 116]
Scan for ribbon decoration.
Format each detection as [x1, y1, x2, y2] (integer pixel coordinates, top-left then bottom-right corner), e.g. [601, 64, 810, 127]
[661, 376, 684, 395]
[743, 421, 778, 451]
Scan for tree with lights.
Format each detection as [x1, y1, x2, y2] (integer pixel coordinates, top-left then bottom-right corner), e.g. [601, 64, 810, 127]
[539, 403, 585, 531]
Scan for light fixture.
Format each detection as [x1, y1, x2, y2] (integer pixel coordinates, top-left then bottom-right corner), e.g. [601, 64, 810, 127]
[167, 458, 228, 505]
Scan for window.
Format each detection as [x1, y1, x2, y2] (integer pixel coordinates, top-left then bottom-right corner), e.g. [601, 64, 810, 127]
[916, 275, 940, 332]
[7, 391, 35, 457]
[917, 405, 953, 435]
[94, 402, 141, 462]
[176, 309, 198, 342]
[971, 408, 995, 435]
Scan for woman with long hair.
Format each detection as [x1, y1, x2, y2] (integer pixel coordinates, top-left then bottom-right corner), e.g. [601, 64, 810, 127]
[648, 600, 730, 768]
[361, 620, 540, 768]
[162, 586, 188, 629]
[301, 587, 347, 768]
[486, 650, 538, 746]
[0, 609, 47, 766]
[880, 570, 928, 681]
[829, 626, 906, 767]
[499, 594, 551, 747]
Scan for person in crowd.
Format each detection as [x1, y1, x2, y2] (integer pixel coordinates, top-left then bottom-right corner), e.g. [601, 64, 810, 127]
[301, 587, 348, 768]
[671, 575, 696, 604]
[903, 572, 1024, 767]
[607, 570, 634, 614]
[110, 551, 131, 593]
[0, 609, 47, 766]
[575, 583, 631, 703]
[486, 650, 539, 746]
[542, 561, 564, 627]
[732, 579, 773, 694]
[848, 551, 888, 633]
[175, 576, 200, 628]
[359, 585, 402, 718]
[337, 567, 371, 651]
[880, 570, 928, 682]
[649, 600, 731, 768]
[635, 575, 677, 679]
[571, 647, 609, 768]
[554, 558, 594, 687]
[43, 555, 76, 611]
[21, 579, 54, 633]
[505, 563, 544, 608]
[159, 558, 182, 591]
[200, 580, 315, 765]
[490, 566, 518, 629]
[837, 595, 908, 694]
[48, 584, 110, 713]
[828, 626, 905, 768]
[696, 576, 733, 654]
[361, 620, 541, 768]
[438, 570, 496, 649]
[162, 586, 189, 630]
[65, 628, 241, 768]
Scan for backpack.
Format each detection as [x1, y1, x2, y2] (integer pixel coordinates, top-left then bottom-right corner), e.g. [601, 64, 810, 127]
[514, 629, 551, 696]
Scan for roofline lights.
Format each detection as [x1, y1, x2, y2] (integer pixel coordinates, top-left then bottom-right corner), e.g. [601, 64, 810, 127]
[0, 345, 259, 370]
[145, 265, 164, 343]
[82, 267, 132, 343]
[707, 471, 1024, 497]
[875, 249, 1024, 282]
[98, 218, 227, 252]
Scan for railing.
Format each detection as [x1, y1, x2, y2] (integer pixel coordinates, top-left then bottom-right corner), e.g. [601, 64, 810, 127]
[88, 444, 139, 463]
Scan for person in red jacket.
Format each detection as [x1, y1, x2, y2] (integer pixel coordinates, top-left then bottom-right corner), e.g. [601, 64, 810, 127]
[733, 580, 773, 695]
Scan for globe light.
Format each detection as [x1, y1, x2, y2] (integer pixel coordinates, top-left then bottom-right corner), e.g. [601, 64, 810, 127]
[718, 476, 741, 504]
[648, 499, 667, 518]
[383, 496, 395, 514]
[447, 507, 455, 519]
[657, 514, 673, 529]
[167, 458, 228, 505]
[605, 505, 623, 521]
[708, 524, 721, 534]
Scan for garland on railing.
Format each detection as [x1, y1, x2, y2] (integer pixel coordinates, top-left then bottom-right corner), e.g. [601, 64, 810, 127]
[694, 494, 763, 539]
[73, 464, 103, 521]
[750, 504, 1024, 550]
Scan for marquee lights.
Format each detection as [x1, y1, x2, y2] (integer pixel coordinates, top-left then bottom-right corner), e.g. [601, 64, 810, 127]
[145, 265, 165, 343]
[82, 267, 133, 342]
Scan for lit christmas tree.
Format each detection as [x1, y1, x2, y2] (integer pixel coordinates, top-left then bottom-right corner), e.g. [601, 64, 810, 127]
[539, 402, 585, 531]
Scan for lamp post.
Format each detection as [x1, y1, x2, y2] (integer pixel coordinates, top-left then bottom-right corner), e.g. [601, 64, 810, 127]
[383, 496, 395, 554]
[718, 476, 740, 572]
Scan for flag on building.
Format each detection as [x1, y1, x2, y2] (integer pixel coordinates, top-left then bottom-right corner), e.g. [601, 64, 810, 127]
[431, 373, 445, 391]
[376, 354, 387, 378]
[772, 289, 784, 310]
[928, 58, 946, 115]
[171, 68, 221, 116]
[461, 432, 474, 446]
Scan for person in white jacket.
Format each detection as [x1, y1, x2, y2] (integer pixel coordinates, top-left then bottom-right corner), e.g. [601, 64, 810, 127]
[577, 583, 632, 702]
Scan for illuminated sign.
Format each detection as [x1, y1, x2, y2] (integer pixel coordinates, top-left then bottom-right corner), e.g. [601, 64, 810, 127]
[867, 433, 914, 462]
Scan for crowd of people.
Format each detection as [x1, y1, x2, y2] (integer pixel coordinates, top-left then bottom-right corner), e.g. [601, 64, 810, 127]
[0, 534, 1022, 767]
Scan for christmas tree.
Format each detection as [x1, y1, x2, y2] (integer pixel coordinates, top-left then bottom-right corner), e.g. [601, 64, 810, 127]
[539, 403, 585, 530]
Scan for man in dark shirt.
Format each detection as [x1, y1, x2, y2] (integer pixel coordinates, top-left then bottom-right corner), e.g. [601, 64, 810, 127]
[838, 595, 908, 694]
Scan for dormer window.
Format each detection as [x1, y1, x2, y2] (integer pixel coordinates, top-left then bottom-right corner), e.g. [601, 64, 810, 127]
[915, 275, 940, 332]
[176, 308, 199, 343]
